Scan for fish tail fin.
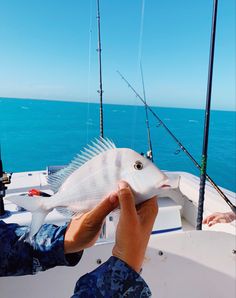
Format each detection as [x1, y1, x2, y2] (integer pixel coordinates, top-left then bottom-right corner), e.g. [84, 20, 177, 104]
[30, 210, 50, 237]
[7, 194, 51, 237]
[7, 194, 44, 212]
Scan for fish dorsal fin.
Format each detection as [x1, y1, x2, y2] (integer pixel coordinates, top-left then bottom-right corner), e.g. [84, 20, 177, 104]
[47, 138, 116, 193]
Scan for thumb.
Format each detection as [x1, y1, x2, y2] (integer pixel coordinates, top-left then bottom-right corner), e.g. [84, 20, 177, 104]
[118, 181, 137, 218]
[138, 197, 158, 229]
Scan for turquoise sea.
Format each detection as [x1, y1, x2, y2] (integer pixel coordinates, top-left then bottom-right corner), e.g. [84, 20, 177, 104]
[0, 98, 235, 192]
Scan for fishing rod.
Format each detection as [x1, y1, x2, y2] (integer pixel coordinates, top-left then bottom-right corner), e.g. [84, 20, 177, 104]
[0, 147, 5, 216]
[96, 0, 104, 138]
[96, 0, 106, 239]
[196, 0, 219, 229]
[140, 62, 154, 162]
[117, 70, 236, 214]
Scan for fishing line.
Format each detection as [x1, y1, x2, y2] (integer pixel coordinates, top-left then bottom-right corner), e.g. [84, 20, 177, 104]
[140, 62, 154, 161]
[130, 0, 146, 150]
[138, 0, 145, 64]
[117, 70, 236, 213]
[86, 0, 93, 143]
[138, 0, 153, 161]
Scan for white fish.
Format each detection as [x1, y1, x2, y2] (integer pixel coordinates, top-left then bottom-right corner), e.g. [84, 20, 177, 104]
[8, 138, 168, 237]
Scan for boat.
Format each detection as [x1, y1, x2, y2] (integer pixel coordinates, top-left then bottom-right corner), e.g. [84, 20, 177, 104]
[1, 169, 235, 297]
[0, 0, 235, 297]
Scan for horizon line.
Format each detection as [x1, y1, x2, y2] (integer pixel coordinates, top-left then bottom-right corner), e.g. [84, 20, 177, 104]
[0, 96, 235, 112]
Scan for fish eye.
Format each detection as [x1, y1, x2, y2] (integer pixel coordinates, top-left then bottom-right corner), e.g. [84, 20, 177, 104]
[134, 160, 143, 170]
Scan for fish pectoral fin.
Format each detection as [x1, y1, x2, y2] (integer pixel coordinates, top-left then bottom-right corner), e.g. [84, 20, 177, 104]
[56, 207, 78, 218]
[30, 210, 50, 238]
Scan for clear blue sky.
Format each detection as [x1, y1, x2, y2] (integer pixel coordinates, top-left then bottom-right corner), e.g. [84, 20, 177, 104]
[0, 0, 235, 110]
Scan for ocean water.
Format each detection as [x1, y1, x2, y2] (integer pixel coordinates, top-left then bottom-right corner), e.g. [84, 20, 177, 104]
[0, 98, 235, 192]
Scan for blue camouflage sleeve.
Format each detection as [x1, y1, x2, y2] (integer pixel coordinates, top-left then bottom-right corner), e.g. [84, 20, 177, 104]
[0, 220, 83, 276]
[71, 256, 152, 297]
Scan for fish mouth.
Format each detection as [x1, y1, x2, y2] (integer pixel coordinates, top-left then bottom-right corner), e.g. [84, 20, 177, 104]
[160, 184, 171, 188]
[153, 183, 171, 197]
[156, 177, 170, 189]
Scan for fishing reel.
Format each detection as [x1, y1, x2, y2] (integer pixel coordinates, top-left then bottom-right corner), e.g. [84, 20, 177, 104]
[140, 150, 153, 162]
[1, 172, 12, 186]
[0, 160, 12, 217]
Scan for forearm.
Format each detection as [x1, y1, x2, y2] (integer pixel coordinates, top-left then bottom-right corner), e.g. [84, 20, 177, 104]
[31, 223, 83, 274]
[72, 256, 151, 298]
[0, 221, 83, 276]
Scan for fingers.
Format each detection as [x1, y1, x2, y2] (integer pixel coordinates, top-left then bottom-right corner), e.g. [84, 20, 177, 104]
[208, 216, 224, 226]
[118, 181, 137, 219]
[138, 197, 158, 228]
[137, 196, 158, 214]
[203, 215, 215, 225]
[208, 219, 218, 227]
[85, 179, 135, 226]
[203, 213, 221, 225]
[89, 192, 119, 223]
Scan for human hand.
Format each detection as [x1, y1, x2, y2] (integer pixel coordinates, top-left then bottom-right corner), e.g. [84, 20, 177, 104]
[64, 192, 118, 254]
[112, 181, 158, 273]
[203, 211, 236, 227]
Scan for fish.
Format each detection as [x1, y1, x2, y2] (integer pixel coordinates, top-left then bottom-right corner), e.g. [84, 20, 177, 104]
[7, 138, 168, 237]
